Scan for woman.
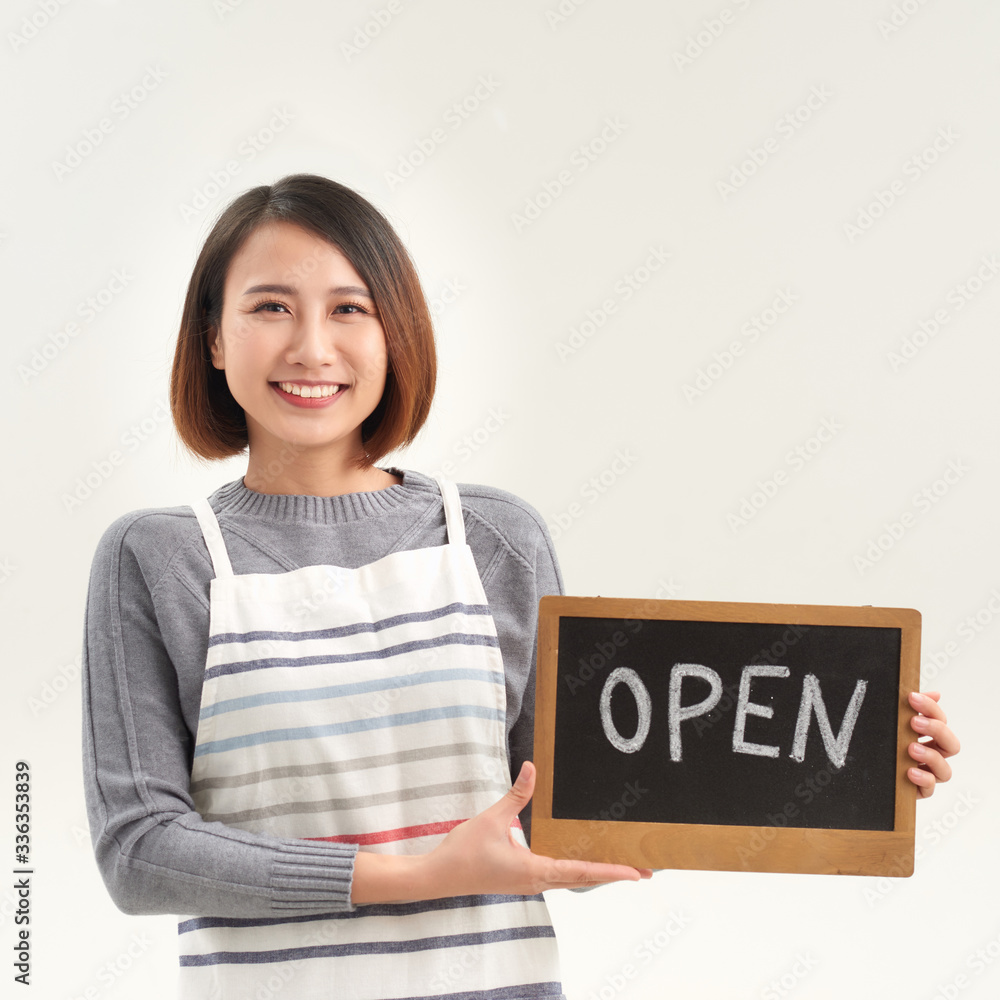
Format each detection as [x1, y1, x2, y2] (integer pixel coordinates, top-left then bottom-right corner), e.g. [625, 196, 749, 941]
[82, 173, 958, 999]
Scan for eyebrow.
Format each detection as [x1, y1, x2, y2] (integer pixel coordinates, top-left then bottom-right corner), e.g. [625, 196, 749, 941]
[241, 283, 373, 299]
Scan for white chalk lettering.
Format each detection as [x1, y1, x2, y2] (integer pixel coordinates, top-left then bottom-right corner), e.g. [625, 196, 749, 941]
[732, 664, 790, 757]
[790, 674, 867, 768]
[668, 664, 723, 762]
[599, 667, 652, 753]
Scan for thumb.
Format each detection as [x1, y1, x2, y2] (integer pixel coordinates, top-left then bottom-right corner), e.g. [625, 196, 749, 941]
[505, 761, 536, 812]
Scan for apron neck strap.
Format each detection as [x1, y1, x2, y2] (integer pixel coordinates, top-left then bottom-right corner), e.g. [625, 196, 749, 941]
[431, 474, 466, 547]
[190, 498, 234, 578]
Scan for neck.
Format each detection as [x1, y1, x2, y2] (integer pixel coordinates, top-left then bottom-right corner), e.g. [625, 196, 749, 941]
[242, 451, 401, 497]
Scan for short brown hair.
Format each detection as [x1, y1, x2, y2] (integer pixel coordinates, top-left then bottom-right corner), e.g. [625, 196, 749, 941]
[170, 173, 436, 468]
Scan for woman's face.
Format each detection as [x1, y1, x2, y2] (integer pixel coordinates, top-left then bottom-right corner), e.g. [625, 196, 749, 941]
[208, 221, 388, 466]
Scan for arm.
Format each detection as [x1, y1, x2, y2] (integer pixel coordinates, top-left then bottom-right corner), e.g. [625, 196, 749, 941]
[459, 488, 652, 893]
[82, 513, 358, 917]
[352, 761, 651, 903]
[492, 507, 563, 849]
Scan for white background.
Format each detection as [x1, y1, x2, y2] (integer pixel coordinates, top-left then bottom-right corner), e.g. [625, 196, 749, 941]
[4, 1, 996, 998]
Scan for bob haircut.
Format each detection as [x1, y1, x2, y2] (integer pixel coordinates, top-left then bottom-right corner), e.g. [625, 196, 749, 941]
[170, 173, 436, 470]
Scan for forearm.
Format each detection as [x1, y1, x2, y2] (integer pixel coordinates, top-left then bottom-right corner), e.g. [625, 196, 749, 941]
[83, 519, 359, 917]
[349, 851, 431, 905]
[90, 804, 359, 917]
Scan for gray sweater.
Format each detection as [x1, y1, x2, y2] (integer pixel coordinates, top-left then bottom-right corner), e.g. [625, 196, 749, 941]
[81, 467, 563, 917]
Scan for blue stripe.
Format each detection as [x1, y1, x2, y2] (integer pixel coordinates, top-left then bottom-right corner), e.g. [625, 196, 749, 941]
[192, 704, 503, 758]
[179, 924, 557, 966]
[178, 893, 545, 934]
[402, 986, 563, 1000]
[200, 667, 504, 721]
[204, 632, 499, 682]
[208, 601, 492, 647]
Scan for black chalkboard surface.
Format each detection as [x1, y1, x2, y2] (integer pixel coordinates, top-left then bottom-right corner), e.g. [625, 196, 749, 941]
[532, 597, 920, 877]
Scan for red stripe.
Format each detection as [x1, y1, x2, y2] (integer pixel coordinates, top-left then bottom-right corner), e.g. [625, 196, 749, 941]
[306, 816, 522, 847]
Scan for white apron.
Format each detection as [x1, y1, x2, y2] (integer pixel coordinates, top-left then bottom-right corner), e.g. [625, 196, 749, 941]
[178, 475, 564, 999]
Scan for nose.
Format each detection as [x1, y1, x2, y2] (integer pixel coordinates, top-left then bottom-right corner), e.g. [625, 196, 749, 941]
[283, 308, 339, 368]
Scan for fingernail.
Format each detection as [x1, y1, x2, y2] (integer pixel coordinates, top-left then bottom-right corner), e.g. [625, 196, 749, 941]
[910, 743, 926, 758]
[912, 716, 929, 731]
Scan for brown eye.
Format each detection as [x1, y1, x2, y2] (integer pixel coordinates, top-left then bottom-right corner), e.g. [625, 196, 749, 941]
[249, 299, 288, 313]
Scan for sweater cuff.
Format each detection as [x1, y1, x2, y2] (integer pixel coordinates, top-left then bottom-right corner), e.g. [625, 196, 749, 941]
[269, 840, 358, 913]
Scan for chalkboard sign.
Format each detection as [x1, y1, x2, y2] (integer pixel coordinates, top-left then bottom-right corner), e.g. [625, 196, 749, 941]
[531, 597, 920, 877]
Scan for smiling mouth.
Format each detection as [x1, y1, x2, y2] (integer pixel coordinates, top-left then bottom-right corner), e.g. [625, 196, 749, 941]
[273, 381, 346, 398]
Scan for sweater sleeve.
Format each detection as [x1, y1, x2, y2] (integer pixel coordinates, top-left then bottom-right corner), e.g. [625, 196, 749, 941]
[81, 513, 358, 918]
[468, 496, 564, 850]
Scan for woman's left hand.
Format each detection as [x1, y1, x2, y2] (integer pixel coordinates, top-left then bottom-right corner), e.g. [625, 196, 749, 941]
[907, 691, 960, 798]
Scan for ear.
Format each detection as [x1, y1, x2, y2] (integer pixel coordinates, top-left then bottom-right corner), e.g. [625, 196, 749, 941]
[207, 324, 224, 369]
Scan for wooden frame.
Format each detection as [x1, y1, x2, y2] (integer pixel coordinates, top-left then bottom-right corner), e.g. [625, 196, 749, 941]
[531, 596, 920, 877]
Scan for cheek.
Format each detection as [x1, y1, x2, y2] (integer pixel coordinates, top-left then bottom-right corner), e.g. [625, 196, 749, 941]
[218, 322, 270, 379]
[224, 318, 257, 354]
[357, 341, 389, 384]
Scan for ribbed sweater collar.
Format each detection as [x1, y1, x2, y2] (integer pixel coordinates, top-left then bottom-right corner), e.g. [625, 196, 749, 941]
[208, 466, 438, 524]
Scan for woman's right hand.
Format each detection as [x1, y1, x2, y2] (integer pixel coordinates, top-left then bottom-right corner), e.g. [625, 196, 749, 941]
[350, 761, 652, 904]
[417, 761, 653, 899]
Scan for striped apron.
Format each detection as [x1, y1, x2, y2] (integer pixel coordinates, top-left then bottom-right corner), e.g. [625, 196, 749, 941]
[178, 475, 563, 999]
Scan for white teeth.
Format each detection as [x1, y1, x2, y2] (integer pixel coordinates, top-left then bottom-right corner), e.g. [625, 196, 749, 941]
[277, 382, 344, 398]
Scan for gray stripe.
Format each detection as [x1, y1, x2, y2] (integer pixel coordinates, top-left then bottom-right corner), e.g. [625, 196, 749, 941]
[208, 601, 492, 647]
[190, 741, 504, 793]
[178, 893, 545, 933]
[201, 777, 509, 825]
[204, 632, 499, 681]
[400, 985, 563, 1000]
[179, 924, 557, 966]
